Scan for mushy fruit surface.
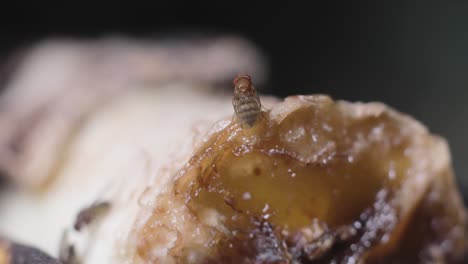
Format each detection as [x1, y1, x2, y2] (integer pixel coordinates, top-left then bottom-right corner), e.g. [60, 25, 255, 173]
[133, 95, 467, 263]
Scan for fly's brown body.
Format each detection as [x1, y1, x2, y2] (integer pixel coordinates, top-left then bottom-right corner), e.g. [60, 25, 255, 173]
[232, 75, 262, 127]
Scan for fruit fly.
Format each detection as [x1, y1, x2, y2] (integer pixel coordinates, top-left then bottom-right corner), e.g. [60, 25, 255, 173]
[232, 74, 263, 128]
[74, 201, 111, 231]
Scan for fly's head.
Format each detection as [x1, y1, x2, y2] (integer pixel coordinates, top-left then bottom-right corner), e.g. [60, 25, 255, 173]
[233, 74, 255, 99]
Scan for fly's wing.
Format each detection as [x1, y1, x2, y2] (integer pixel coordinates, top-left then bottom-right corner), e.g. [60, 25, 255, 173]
[254, 93, 265, 112]
[232, 97, 238, 110]
[254, 93, 269, 122]
[253, 91, 268, 112]
[231, 97, 238, 123]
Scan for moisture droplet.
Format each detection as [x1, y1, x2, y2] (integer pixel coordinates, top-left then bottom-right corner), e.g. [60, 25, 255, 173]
[353, 221, 362, 229]
[242, 192, 252, 200]
[287, 168, 297, 178]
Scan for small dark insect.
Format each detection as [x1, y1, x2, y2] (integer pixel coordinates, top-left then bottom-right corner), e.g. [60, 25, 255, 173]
[74, 201, 111, 231]
[232, 74, 263, 128]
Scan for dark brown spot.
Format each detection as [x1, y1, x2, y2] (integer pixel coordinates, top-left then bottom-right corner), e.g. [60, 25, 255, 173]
[253, 167, 261, 176]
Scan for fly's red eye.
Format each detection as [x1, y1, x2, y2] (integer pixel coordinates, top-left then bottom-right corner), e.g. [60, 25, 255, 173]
[234, 76, 253, 94]
[233, 75, 252, 86]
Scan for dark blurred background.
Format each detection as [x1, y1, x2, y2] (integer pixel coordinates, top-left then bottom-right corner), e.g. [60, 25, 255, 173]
[0, 1, 467, 202]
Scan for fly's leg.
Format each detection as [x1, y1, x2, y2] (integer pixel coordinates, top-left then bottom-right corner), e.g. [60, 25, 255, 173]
[232, 97, 245, 136]
[239, 122, 245, 137]
[256, 97, 269, 125]
[260, 111, 269, 124]
[232, 97, 239, 125]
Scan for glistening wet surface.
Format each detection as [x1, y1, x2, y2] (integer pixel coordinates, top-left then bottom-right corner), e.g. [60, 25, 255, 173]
[135, 97, 459, 263]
